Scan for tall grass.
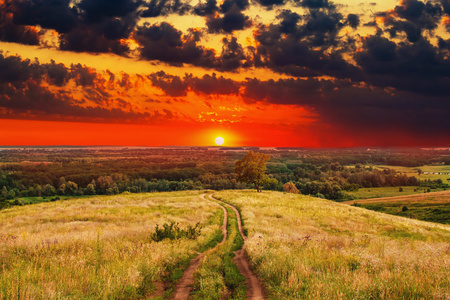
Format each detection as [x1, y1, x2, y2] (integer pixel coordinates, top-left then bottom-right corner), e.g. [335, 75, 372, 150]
[0, 191, 222, 299]
[215, 190, 450, 300]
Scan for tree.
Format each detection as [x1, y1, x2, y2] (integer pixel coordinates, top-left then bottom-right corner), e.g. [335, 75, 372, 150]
[235, 151, 271, 192]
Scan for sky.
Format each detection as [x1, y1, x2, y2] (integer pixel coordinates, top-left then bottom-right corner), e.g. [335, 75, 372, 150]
[0, 0, 449, 147]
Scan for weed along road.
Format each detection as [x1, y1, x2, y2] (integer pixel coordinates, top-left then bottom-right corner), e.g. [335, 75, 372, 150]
[172, 194, 228, 300]
[206, 194, 265, 300]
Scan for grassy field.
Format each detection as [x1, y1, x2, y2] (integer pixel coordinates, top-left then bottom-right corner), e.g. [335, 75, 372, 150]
[215, 190, 450, 299]
[0, 191, 222, 299]
[345, 186, 446, 199]
[373, 164, 450, 181]
[343, 191, 450, 224]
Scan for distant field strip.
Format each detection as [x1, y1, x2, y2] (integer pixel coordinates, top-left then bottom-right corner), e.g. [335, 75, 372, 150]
[342, 190, 450, 205]
[0, 191, 223, 299]
[215, 190, 450, 300]
[342, 190, 450, 224]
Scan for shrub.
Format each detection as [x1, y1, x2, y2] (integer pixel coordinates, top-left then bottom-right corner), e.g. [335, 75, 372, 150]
[150, 221, 202, 242]
[283, 182, 299, 194]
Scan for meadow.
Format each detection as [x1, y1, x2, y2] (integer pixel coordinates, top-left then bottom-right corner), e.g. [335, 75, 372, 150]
[345, 186, 445, 199]
[344, 191, 450, 224]
[215, 190, 450, 299]
[373, 164, 450, 182]
[0, 191, 223, 299]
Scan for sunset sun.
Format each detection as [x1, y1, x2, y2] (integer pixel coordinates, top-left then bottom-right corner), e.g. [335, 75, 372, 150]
[215, 137, 224, 146]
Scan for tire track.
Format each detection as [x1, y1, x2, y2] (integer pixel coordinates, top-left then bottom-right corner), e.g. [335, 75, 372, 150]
[206, 194, 265, 300]
[172, 193, 228, 300]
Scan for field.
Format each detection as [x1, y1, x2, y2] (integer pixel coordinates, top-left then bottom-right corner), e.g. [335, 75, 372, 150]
[0, 191, 223, 299]
[373, 164, 450, 181]
[345, 186, 446, 199]
[343, 191, 450, 224]
[215, 190, 450, 299]
[2, 190, 450, 299]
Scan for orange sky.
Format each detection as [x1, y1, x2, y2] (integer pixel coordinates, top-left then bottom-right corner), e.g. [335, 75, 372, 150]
[1, 0, 449, 147]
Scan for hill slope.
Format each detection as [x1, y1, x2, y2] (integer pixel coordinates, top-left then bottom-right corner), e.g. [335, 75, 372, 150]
[215, 190, 450, 299]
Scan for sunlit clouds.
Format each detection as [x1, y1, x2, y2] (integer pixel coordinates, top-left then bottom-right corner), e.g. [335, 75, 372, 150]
[0, 0, 450, 146]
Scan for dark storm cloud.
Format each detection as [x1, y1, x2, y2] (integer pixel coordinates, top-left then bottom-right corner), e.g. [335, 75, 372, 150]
[205, 5, 252, 33]
[78, 0, 141, 22]
[346, 14, 359, 29]
[0, 80, 175, 123]
[148, 71, 189, 97]
[242, 77, 450, 136]
[10, 0, 78, 33]
[0, 53, 41, 84]
[0, 53, 177, 123]
[253, 9, 360, 79]
[375, 0, 443, 43]
[193, 0, 218, 16]
[141, 0, 191, 17]
[194, 0, 252, 33]
[442, 0, 450, 14]
[135, 22, 252, 70]
[135, 22, 217, 66]
[0, 1, 40, 45]
[1, 0, 141, 55]
[188, 73, 240, 95]
[59, 25, 130, 55]
[355, 35, 450, 96]
[218, 36, 252, 71]
[148, 71, 240, 96]
[298, 0, 330, 9]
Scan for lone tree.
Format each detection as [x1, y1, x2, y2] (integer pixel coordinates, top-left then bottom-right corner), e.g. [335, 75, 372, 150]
[235, 151, 271, 192]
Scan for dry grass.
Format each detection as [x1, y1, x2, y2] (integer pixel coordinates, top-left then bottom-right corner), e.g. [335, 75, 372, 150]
[215, 190, 450, 300]
[0, 191, 221, 299]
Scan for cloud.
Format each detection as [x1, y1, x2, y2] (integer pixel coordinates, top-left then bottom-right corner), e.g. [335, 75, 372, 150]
[0, 1, 40, 45]
[188, 73, 240, 95]
[375, 0, 443, 43]
[10, 0, 78, 33]
[346, 13, 359, 29]
[0, 53, 180, 123]
[135, 22, 218, 67]
[148, 71, 189, 96]
[298, 0, 331, 9]
[253, 9, 360, 79]
[241, 76, 450, 138]
[355, 35, 450, 96]
[141, 0, 191, 17]
[206, 6, 252, 33]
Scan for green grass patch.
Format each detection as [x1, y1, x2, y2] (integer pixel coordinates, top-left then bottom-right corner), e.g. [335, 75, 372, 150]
[191, 206, 246, 300]
[357, 202, 450, 224]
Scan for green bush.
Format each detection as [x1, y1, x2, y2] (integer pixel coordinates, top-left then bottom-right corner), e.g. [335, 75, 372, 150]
[150, 221, 202, 242]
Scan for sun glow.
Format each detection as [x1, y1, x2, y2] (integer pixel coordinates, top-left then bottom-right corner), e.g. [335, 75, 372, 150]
[215, 137, 224, 145]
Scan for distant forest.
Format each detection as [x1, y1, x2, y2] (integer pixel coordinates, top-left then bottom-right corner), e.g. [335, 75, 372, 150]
[1, 147, 449, 206]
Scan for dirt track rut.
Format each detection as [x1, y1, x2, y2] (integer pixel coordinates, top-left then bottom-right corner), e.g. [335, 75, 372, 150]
[171, 194, 227, 300]
[206, 194, 265, 300]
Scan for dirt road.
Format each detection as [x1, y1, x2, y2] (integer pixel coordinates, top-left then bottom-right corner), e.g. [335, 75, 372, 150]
[206, 194, 265, 300]
[172, 194, 227, 300]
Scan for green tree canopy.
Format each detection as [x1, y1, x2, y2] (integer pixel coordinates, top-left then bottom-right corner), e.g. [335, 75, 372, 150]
[235, 151, 271, 192]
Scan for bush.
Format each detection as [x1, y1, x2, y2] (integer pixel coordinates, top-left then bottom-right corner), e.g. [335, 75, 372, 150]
[150, 221, 202, 242]
[283, 182, 299, 194]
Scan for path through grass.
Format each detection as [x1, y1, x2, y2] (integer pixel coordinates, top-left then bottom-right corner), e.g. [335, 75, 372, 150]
[0, 191, 223, 299]
[215, 190, 450, 299]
